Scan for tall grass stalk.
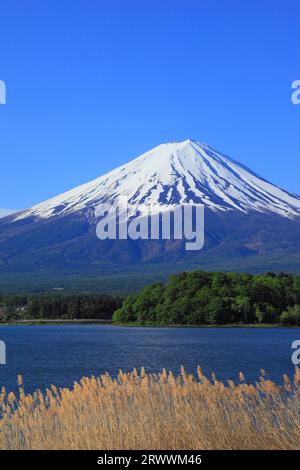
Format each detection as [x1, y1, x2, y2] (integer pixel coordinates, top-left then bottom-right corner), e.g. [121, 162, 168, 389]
[1, 367, 300, 450]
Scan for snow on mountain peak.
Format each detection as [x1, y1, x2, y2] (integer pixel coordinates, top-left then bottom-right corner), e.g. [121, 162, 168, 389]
[15, 140, 300, 221]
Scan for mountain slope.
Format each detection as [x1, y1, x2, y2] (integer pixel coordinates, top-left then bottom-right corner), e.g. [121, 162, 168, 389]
[0, 139, 300, 290]
[15, 139, 300, 221]
[0, 209, 17, 219]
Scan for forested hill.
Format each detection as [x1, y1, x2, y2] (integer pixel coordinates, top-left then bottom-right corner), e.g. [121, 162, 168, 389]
[113, 271, 300, 326]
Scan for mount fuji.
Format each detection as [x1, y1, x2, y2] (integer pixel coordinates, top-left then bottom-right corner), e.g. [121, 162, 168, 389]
[1, 140, 300, 291]
[14, 139, 300, 220]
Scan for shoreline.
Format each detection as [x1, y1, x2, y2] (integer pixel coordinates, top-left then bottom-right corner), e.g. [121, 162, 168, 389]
[0, 319, 112, 326]
[0, 320, 299, 328]
[113, 322, 300, 328]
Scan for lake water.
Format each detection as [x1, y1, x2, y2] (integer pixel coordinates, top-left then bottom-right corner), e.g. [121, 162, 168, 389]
[0, 325, 299, 393]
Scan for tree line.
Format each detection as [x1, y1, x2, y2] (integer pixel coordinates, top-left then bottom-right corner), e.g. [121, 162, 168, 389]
[1, 271, 300, 325]
[112, 271, 300, 326]
[0, 294, 122, 321]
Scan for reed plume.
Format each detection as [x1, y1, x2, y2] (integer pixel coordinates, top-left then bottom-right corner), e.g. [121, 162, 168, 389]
[0, 368, 300, 450]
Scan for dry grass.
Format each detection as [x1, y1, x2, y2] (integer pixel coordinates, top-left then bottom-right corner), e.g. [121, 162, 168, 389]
[1, 367, 300, 450]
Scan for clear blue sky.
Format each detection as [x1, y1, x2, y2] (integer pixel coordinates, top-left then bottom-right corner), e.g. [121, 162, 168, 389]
[0, 0, 299, 210]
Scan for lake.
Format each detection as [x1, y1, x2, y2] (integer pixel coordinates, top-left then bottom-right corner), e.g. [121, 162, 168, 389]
[0, 325, 299, 393]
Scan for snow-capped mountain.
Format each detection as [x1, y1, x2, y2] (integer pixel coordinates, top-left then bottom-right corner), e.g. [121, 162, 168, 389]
[1, 139, 300, 286]
[15, 139, 300, 221]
